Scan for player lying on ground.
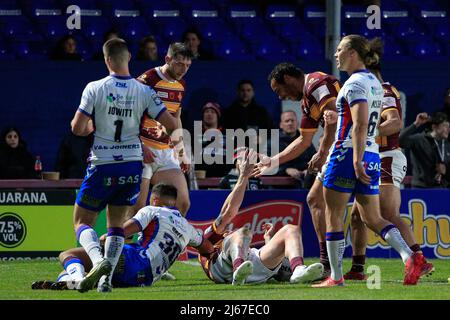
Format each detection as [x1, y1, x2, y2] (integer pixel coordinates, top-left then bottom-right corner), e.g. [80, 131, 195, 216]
[31, 183, 213, 291]
[199, 148, 324, 285]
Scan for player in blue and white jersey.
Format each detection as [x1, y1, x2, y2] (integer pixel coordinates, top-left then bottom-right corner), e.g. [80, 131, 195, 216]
[70, 38, 178, 293]
[313, 35, 427, 288]
[31, 184, 214, 290]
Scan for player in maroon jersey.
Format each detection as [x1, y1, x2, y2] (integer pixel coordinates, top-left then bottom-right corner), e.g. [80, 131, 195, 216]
[253, 63, 341, 277]
[341, 38, 434, 280]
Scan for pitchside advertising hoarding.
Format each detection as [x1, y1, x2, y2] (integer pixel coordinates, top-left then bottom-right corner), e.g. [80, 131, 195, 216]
[0, 189, 449, 260]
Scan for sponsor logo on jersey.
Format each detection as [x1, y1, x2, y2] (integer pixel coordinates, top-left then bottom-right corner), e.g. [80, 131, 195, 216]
[115, 82, 127, 88]
[103, 174, 140, 186]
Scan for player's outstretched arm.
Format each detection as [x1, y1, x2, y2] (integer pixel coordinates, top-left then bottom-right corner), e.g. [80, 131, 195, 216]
[214, 149, 257, 234]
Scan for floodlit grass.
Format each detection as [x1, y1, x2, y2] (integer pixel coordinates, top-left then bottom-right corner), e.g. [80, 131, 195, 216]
[0, 258, 449, 300]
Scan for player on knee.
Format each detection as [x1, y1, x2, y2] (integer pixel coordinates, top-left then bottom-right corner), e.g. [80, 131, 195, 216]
[253, 63, 341, 277]
[199, 148, 323, 285]
[70, 38, 177, 293]
[32, 183, 214, 290]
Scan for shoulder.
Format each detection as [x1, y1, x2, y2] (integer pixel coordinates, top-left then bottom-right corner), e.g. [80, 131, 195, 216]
[137, 68, 159, 85]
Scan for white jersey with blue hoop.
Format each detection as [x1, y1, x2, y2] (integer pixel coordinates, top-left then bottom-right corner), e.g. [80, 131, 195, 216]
[78, 74, 167, 165]
[132, 205, 203, 268]
[333, 70, 384, 154]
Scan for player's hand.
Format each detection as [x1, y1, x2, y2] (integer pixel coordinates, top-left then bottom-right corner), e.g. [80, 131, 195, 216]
[99, 234, 107, 245]
[252, 154, 272, 177]
[414, 112, 430, 127]
[262, 223, 275, 242]
[239, 148, 257, 178]
[180, 161, 191, 174]
[307, 152, 327, 174]
[143, 146, 156, 164]
[354, 162, 371, 185]
[285, 168, 304, 180]
[436, 162, 446, 175]
[323, 110, 338, 125]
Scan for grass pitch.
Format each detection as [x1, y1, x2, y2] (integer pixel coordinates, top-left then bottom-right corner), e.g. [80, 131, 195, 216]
[0, 258, 449, 300]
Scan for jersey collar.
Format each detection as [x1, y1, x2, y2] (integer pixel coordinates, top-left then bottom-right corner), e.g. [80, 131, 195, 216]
[110, 74, 133, 80]
[353, 69, 370, 74]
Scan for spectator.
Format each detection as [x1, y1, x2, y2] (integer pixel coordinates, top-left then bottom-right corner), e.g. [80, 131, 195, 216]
[182, 28, 213, 60]
[0, 127, 36, 179]
[219, 147, 262, 190]
[223, 79, 274, 132]
[50, 35, 82, 61]
[399, 112, 450, 188]
[276, 110, 316, 188]
[55, 130, 94, 179]
[136, 36, 159, 62]
[440, 87, 450, 128]
[194, 102, 233, 177]
[92, 30, 120, 60]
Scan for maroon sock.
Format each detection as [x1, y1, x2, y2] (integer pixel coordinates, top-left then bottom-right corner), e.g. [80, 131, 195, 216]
[351, 255, 366, 273]
[319, 242, 330, 270]
[233, 258, 245, 271]
[290, 256, 304, 271]
[410, 244, 421, 253]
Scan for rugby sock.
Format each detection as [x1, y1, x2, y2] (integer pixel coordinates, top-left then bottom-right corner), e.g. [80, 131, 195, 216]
[380, 224, 413, 264]
[319, 241, 330, 271]
[350, 255, 366, 273]
[57, 272, 71, 282]
[76, 225, 103, 266]
[326, 232, 345, 281]
[62, 256, 85, 281]
[104, 227, 125, 285]
[410, 244, 421, 253]
[290, 256, 304, 271]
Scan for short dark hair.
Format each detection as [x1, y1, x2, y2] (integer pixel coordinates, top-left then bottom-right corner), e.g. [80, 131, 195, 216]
[237, 79, 254, 90]
[151, 183, 178, 201]
[182, 28, 202, 42]
[167, 42, 194, 60]
[431, 112, 448, 126]
[103, 38, 129, 65]
[268, 63, 304, 84]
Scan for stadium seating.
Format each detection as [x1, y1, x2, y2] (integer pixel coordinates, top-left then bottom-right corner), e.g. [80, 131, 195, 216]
[0, 0, 448, 61]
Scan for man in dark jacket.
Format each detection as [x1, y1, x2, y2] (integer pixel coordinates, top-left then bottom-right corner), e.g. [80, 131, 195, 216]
[399, 112, 450, 188]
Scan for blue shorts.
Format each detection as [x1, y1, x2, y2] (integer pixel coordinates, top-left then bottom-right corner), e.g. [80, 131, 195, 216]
[323, 147, 380, 195]
[112, 243, 154, 287]
[76, 161, 143, 211]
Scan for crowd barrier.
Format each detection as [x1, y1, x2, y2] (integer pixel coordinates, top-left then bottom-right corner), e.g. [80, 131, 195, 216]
[0, 180, 449, 260]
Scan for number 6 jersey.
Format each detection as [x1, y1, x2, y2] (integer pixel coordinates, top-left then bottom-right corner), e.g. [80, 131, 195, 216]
[334, 69, 384, 153]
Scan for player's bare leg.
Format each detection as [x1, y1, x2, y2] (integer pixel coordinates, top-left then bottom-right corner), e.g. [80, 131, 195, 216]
[151, 168, 190, 216]
[222, 227, 253, 285]
[306, 179, 330, 275]
[344, 204, 368, 280]
[259, 224, 323, 283]
[312, 188, 350, 287]
[127, 177, 151, 219]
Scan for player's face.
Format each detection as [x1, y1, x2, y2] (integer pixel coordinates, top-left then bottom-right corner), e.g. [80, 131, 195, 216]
[5, 130, 19, 148]
[270, 78, 302, 101]
[334, 39, 352, 71]
[280, 112, 298, 135]
[167, 55, 192, 80]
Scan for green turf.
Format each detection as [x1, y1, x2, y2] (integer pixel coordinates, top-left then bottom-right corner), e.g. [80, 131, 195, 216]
[0, 258, 449, 300]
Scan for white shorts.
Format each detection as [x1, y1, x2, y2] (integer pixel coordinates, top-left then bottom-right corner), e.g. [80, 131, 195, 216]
[142, 148, 180, 180]
[316, 160, 329, 182]
[210, 245, 281, 284]
[380, 149, 407, 188]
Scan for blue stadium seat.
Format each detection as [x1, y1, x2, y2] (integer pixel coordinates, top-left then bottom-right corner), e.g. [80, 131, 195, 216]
[303, 5, 326, 38]
[38, 16, 71, 41]
[0, 16, 41, 42]
[277, 19, 312, 44]
[81, 16, 112, 43]
[156, 18, 188, 43]
[392, 20, 428, 43]
[408, 39, 443, 58]
[11, 41, 49, 60]
[195, 18, 233, 44]
[251, 37, 293, 61]
[433, 19, 450, 42]
[214, 37, 251, 61]
[114, 16, 152, 42]
[227, 4, 259, 31]
[292, 35, 324, 60]
[239, 18, 275, 44]
[382, 37, 407, 60]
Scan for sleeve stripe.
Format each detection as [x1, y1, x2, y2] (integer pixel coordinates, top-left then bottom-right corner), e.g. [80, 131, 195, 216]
[318, 97, 336, 112]
[154, 107, 167, 121]
[77, 108, 91, 117]
[349, 99, 367, 107]
[381, 107, 398, 117]
[300, 128, 318, 133]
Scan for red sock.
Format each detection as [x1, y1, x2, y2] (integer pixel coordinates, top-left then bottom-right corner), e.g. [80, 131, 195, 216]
[233, 258, 245, 271]
[351, 255, 366, 273]
[290, 256, 304, 271]
[319, 242, 330, 270]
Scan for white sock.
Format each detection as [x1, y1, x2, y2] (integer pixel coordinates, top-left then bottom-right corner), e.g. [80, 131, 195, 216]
[103, 233, 125, 285]
[382, 226, 413, 264]
[76, 225, 103, 266]
[326, 232, 345, 281]
[63, 258, 85, 281]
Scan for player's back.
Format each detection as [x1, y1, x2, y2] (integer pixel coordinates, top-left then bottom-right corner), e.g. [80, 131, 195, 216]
[79, 74, 166, 165]
[133, 205, 202, 265]
[335, 70, 384, 153]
